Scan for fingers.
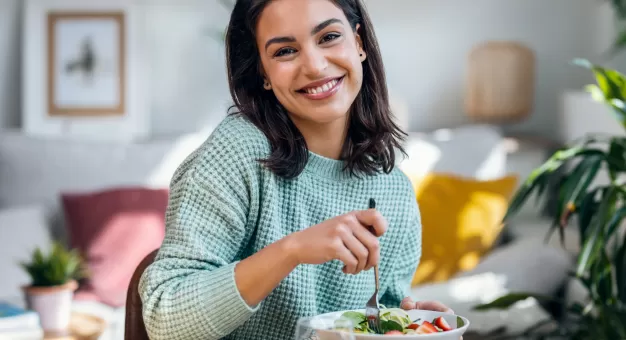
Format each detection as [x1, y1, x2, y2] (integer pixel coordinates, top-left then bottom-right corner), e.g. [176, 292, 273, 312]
[331, 210, 387, 275]
[353, 209, 388, 237]
[415, 300, 455, 314]
[400, 296, 418, 310]
[341, 232, 370, 273]
[351, 225, 380, 270]
[334, 240, 359, 274]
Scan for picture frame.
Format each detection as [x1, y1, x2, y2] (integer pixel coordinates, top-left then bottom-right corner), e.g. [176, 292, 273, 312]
[47, 11, 126, 117]
[22, 0, 149, 141]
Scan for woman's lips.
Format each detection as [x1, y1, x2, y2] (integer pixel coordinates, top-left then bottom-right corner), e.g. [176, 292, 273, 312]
[298, 76, 344, 100]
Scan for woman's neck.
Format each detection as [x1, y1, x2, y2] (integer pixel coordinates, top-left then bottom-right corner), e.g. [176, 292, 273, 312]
[290, 116, 348, 160]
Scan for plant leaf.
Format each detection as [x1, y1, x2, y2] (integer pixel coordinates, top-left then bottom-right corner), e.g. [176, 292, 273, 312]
[565, 155, 604, 208]
[574, 58, 626, 130]
[503, 147, 605, 222]
[19, 242, 85, 287]
[589, 250, 614, 304]
[472, 293, 558, 311]
[616, 227, 626, 303]
[380, 320, 403, 333]
[578, 187, 603, 244]
[340, 311, 365, 326]
[606, 206, 626, 246]
[607, 137, 626, 173]
[576, 187, 619, 276]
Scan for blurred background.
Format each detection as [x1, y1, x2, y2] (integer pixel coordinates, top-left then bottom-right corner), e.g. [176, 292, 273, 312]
[0, 0, 624, 339]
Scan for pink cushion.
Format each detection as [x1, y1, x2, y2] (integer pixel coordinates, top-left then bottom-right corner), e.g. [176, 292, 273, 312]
[62, 187, 168, 307]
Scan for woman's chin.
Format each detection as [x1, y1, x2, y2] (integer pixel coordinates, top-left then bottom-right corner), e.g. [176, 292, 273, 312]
[298, 111, 348, 125]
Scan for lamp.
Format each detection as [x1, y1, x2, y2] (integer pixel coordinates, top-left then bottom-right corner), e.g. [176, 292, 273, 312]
[464, 41, 536, 123]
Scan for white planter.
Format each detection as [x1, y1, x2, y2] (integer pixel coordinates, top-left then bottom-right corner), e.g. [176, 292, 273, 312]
[23, 280, 78, 332]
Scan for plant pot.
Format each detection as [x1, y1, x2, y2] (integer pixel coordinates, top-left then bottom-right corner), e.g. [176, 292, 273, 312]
[22, 280, 78, 332]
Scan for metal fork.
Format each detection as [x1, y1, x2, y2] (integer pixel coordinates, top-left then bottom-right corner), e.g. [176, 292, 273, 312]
[365, 198, 381, 334]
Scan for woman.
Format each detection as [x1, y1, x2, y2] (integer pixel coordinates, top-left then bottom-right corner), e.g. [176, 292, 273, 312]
[139, 0, 453, 339]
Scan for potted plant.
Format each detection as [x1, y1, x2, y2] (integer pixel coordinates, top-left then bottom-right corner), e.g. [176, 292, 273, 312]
[20, 242, 87, 332]
[473, 59, 626, 339]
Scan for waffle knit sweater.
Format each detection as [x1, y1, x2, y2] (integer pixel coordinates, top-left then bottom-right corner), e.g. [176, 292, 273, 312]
[138, 114, 422, 340]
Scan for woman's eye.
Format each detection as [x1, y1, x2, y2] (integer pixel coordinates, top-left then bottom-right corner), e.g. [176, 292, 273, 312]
[274, 47, 297, 57]
[320, 32, 341, 44]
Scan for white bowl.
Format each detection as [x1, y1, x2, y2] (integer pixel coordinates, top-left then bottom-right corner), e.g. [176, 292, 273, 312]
[308, 309, 469, 340]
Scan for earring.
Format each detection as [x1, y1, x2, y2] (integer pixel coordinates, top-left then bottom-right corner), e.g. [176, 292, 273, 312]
[263, 80, 271, 90]
[360, 53, 363, 57]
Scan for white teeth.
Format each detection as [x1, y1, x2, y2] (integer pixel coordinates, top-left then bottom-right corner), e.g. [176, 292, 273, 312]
[304, 78, 339, 94]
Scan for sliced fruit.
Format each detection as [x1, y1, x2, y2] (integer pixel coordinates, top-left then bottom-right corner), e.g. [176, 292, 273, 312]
[434, 316, 452, 331]
[416, 321, 439, 334]
[384, 330, 403, 335]
[406, 323, 419, 330]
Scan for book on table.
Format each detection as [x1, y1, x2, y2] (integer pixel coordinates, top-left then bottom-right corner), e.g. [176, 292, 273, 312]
[0, 301, 43, 340]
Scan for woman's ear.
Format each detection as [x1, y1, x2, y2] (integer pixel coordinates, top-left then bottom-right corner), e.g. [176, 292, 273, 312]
[355, 23, 366, 62]
[260, 68, 272, 90]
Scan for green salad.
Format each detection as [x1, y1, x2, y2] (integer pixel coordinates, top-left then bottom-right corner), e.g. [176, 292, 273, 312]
[335, 308, 463, 335]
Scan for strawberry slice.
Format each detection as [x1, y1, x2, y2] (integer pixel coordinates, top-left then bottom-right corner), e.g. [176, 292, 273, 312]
[384, 330, 403, 335]
[406, 323, 419, 330]
[434, 316, 452, 331]
[416, 321, 438, 334]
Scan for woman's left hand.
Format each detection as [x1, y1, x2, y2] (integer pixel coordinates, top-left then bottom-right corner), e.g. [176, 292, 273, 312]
[400, 296, 454, 314]
[401, 297, 462, 339]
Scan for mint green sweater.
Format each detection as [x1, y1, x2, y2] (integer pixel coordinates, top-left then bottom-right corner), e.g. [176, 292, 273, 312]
[138, 114, 422, 340]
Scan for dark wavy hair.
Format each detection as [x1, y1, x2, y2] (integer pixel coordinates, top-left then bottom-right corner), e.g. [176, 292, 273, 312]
[225, 0, 406, 179]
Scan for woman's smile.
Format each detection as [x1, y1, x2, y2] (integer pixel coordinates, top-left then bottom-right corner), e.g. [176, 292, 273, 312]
[297, 75, 345, 100]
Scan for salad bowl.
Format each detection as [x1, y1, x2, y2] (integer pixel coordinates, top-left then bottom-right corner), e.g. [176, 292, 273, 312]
[297, 308, 469, 340]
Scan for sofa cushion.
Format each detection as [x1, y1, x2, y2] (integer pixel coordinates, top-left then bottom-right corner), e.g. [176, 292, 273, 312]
[408, 173, 519, 285]
[411, 237, 572, 334]
[0, 205, 52, 301]
[62, 187, 169, 307]
[0, 130, 204, 240]
[454, 237, 573, 294]
[399, 124, 507, 180]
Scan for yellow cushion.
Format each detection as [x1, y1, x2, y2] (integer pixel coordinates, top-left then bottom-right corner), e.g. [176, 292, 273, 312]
[409, 173, 518, 286]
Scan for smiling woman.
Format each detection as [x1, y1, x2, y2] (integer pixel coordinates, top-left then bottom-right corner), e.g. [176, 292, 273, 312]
[138, 1, 452, 339]
[227, 0, 403, 178]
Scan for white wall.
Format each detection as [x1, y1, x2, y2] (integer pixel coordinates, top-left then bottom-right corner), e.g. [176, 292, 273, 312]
[0, 0, 610, 139]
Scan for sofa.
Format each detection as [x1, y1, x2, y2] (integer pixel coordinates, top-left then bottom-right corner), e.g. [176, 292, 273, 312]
[0, 123, 577, 339]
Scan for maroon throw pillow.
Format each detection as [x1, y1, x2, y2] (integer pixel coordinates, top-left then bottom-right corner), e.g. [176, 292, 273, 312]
[61, 187, 169, 307]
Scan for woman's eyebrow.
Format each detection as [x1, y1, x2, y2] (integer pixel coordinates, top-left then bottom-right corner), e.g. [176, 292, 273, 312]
[311, 18, 343, 35]
[264, 18, 343, 51]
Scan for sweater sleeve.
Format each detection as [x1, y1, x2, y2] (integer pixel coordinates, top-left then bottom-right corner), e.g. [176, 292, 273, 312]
[138, 127, 262, 340]
[380, 200, 422, 308]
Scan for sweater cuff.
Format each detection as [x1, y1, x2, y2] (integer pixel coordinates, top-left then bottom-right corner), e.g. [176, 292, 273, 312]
[198, 261, 261, 336]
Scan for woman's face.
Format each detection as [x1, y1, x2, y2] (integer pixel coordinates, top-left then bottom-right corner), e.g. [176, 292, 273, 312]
[255, 0, 366, 126]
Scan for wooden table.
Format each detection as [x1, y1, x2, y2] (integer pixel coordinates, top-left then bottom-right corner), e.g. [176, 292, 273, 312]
[44, 313, 106, 340]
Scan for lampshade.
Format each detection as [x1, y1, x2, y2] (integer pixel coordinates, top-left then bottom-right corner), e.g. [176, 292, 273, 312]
[464, 41, 536, 123]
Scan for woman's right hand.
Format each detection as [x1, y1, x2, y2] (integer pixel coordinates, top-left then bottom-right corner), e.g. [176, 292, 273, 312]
[285, 209, 388, 274]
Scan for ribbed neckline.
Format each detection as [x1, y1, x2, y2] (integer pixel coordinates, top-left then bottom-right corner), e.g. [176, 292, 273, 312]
[304, 151, 359, 181]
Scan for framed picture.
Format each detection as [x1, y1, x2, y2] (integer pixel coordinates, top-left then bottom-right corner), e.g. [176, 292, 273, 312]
[22, 0, 149, 141]
[47, 11, 126, 117]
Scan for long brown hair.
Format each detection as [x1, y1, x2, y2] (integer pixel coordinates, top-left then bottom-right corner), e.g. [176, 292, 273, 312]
[225, 0, 406, 179]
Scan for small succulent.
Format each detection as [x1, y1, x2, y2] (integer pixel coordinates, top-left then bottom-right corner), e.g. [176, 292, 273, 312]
[21, 242, 88, 287]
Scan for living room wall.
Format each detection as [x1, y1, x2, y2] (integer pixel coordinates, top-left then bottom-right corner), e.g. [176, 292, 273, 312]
[0, 0, 605, 139]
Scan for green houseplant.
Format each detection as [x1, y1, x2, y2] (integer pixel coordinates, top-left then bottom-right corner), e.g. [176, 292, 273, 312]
[21, 242, 87, 332]
[473, 59, 626, 340]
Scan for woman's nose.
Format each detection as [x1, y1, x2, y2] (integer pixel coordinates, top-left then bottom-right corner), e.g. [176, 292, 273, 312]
[300, 47, 328, 77]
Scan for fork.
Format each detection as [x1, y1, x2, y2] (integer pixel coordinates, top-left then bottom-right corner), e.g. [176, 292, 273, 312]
[365, 198, 382, 334]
